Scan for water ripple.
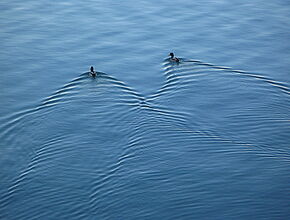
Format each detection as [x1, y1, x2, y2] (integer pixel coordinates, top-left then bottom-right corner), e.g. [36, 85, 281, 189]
[1, 57, 289, 220]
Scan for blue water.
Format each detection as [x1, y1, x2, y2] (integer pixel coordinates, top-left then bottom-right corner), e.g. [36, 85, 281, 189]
[0, 0, 290, 219]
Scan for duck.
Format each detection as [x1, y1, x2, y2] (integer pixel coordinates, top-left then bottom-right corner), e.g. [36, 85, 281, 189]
[90, 66, 96, 77]
[169, 52, 180, 63]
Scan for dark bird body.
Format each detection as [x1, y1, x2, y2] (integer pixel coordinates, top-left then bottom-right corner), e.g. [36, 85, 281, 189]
[169, 52, 180, 63]
[90, 66, 96, 77]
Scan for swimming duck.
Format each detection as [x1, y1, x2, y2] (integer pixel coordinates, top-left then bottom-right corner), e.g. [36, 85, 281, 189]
[169, 52, 180, 63]
[90, 66, 96, 77]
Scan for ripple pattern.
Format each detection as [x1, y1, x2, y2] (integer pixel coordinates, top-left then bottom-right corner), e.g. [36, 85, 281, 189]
[0, 57, 289, 220]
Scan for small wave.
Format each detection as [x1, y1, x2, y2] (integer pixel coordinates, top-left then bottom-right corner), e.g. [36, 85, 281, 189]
[0, 74, 89, 142]
[147, 56, 290, 162]
[1, 58, 289, 219]
[183, 59, 290, 95]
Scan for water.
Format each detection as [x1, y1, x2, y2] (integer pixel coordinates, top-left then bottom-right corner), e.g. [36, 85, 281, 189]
[0, 0, 289, 219]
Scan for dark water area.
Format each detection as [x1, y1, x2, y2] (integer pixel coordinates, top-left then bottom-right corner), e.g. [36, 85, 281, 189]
[0, 0, 290, 219]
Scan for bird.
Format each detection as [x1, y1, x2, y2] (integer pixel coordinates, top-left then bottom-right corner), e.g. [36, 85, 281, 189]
[169, 52, 180, 63]
[90, 66, 96, 77]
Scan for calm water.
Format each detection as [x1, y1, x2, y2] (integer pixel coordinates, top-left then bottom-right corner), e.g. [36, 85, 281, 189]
[0, 0, 290, 219]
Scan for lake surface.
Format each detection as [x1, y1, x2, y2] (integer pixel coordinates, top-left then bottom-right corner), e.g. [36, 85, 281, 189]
[0, 0, 289, 219]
